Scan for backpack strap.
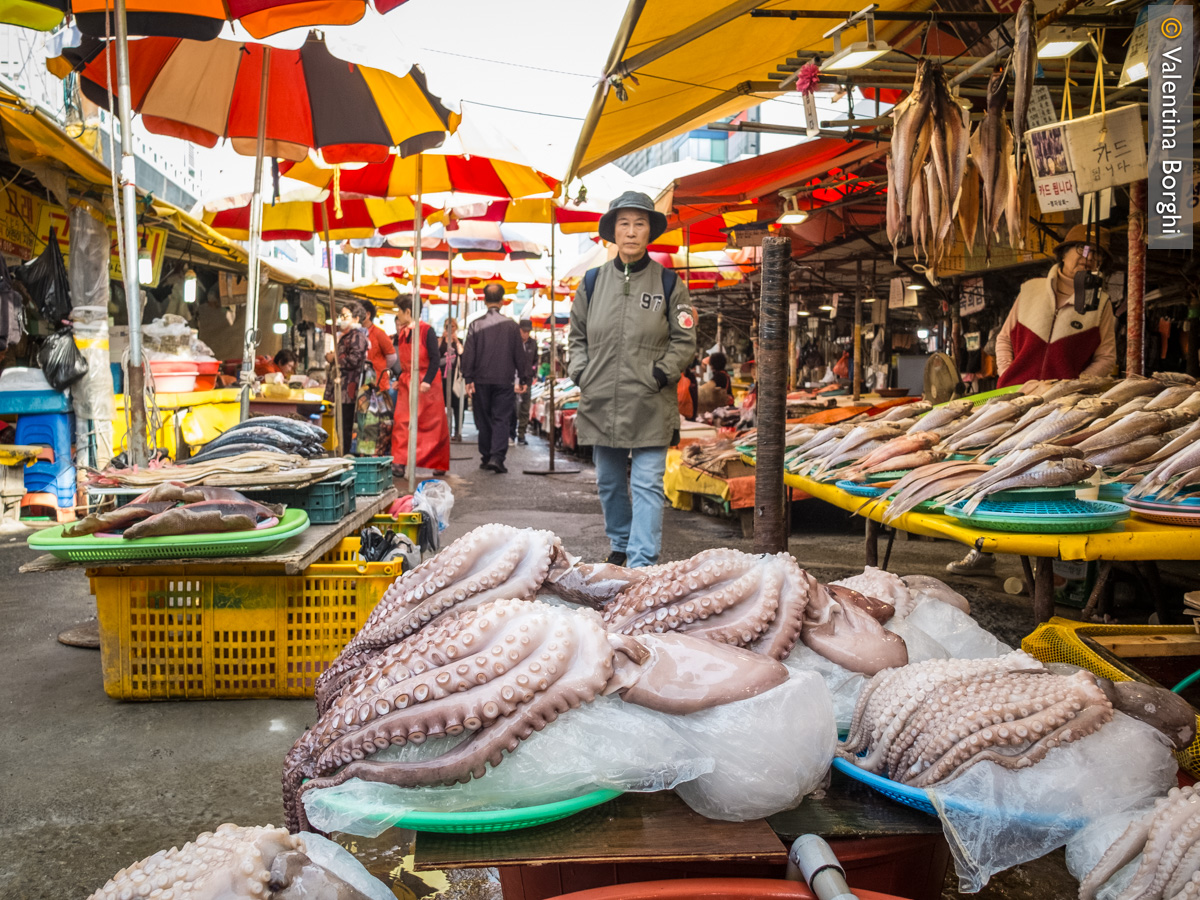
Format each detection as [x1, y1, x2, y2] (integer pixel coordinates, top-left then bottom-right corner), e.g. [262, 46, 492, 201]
[584, 264, 678, 319]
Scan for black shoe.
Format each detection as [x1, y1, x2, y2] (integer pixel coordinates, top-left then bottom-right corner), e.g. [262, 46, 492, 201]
[489, 461, 508, 474]
[605, 551, 627, 565]
[479, 458, 491, 469]
[432, 469, 447, 476]
[517, 436, 527, 445]
[391, 464, 405, 478]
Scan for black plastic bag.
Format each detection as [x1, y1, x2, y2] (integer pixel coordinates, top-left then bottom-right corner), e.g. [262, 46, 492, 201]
[38, 326, 88, 391]
[19, 228, 71, 325]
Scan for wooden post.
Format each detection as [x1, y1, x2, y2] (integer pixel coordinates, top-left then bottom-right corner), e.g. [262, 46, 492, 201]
[1127, 179, 1147, 377]
[753, 235, 790, 553]
[1033, 556, 1056, 623]
[853, 258, 862, 401]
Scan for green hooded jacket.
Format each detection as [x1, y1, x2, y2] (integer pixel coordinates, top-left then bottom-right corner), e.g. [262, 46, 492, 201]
[568, 257, 697, 448]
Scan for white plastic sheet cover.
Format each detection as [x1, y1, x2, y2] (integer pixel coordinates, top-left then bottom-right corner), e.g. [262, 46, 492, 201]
[929, 714, 1178, 893]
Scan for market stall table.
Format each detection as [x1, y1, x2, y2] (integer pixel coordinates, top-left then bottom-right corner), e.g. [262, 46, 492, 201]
[19, 487, 397, 575]
[782, 471, 1200, 622]
[387, 770, 948, 900]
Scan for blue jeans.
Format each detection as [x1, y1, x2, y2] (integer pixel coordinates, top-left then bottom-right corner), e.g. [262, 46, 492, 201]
[593, 445, 668, 567]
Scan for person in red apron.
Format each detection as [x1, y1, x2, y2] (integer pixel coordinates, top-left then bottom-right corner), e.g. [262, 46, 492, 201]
[390, 295, 450, 478]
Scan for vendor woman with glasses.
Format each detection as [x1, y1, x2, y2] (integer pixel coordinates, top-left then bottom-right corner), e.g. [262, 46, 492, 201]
[995, 224, 1116, 387]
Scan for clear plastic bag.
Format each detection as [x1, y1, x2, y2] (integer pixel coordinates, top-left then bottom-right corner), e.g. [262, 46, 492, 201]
[70, 306, 115, 421]
[414, 478, 454, 531]
[37, 326, 88, 391]
[302, 694, 712, 837]
[298, 832, 397, 900]
[670, 670, 837, 821]
[903, 599, 1013, 659]
[783, 644, 866, 733]
[1065, 804, 1156, 900]
[68, 205, 111, 310]
[929, 714, 1178, 893]
[884, 615, 949, 663]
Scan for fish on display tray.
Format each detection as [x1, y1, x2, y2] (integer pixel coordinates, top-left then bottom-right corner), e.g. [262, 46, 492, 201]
[122, 499, 284, 540]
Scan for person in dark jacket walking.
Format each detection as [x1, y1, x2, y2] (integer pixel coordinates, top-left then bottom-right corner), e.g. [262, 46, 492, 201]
[462, 284, 530, 473]
[510, 317, 538, 444]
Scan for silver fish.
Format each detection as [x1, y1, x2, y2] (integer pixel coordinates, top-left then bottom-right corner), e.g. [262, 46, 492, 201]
[1099, 375, 1162, 405]
[944, 422, 1017, 451]
[882, 462, 991, 522]
[1130, 441, 1200, 499]
[1143, 385, 1197, 411]
[1085, 434, 1173, 469]
[961, 458, 1097, 515]
[1153, 372, 1196, 386]
[942, 393, 1042, 445]
[1075, 410, 1182, 453]
[969, 67, 1012, 258]
[910, 397, 974, 433]
[878, 401, 931, 422]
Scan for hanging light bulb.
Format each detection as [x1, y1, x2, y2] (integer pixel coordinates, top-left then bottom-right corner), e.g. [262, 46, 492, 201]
[278, 300, 289, 320]
[137, 238, 153, 286]
[272, 322, 287, 335]
[182, 266, 197, 303]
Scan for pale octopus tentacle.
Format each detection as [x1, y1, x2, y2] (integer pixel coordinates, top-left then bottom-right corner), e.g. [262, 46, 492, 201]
[87, 824, 372, 900]
[841, 651, 1045, 755]
[600, 550, 812, 661]
[1081, 787, 1200, 900]
[315, 524, 563, 711]
[839, 656, 1113, 788]
[286, 599, 613, 832]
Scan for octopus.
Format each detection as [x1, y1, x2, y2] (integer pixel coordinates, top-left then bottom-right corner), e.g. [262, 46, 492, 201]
[839, 651, 1114, 788]
[315, 524, 566, 711]
[900, 574, 971, 615]
[88, 823, 377, 899]
[598, 549, 908, 675]
[1080, 786, 1200, 900]
[285, 598, 788, 833]
[832, 566, 918, 617]
[800, 584, 909, 675]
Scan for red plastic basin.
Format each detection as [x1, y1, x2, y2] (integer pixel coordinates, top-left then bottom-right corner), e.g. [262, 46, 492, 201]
[544, 878, 910, 900]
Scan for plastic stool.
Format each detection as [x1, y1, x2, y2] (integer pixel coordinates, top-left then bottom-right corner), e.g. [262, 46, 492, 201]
[15, 412, 73, 463]
[23, 465, 76, 508]
[20, 491, 76, 523]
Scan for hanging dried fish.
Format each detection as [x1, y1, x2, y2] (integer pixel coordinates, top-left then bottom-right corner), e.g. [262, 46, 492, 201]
[969, 68, 1013, 260]
[1012, 0, 1036, 164]
[927, 66, 971, 252]
[958, 156, 980, 253]
[888, 59, 936, 254]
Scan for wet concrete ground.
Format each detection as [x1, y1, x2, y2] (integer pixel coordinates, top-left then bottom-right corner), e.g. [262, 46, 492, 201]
[0, 424, 1174, 899]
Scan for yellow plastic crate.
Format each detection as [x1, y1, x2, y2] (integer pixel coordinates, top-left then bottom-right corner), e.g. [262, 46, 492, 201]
[92, 538, 400, 701]
[1023, 617, 1200, 777]
[370, 512, 422, 545]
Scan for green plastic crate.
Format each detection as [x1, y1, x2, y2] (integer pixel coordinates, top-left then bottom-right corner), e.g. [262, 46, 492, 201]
[353, 456, 393, 496]
[257, 473, 356, 525]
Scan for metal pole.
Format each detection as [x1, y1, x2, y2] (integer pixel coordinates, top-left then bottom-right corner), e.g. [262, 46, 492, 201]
[320, 202, 341, 453]
[113, 0, 147, 466]
[240, 46, 270, 423]
[445, 249, 454, 428]
[754, 235, 790, 553]
[1127, 179, 1146, 377]
[548, 217, 558, 470]
[407, 157, 423, 495]
[853, 259, 862, 401]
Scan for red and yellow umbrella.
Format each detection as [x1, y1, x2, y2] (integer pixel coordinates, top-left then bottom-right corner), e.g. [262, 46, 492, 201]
[449, 198, 602, 234]
[281, 153, 556, 201]
[651, 209, 760, 253]
[72, 33, 456, 161]
[3, 0, 412, 37]
[204, 194, 432, 241]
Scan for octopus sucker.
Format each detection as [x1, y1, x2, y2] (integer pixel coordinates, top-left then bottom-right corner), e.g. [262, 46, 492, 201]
[841, 656, 1113, 790]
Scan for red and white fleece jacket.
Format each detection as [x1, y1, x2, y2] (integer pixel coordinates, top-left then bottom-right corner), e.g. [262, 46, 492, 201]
[995, 265, 1117, 387]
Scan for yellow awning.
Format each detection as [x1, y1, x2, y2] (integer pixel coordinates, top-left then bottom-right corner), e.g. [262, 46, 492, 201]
[569, 0, 929, 181]
[0, 88, 112, 187]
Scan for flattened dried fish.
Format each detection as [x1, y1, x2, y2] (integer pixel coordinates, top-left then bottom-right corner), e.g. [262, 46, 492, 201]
[961, 458, 1097, 515]
[970, 68, 1012, 259]
[63, 501, 175, 537]
[958, 156, 980, 254]
[909, 398, 974, 433]
[1012, 0, 1036, 161]
[123, 500, 281, 540]
[1099, 375, 1162, 405]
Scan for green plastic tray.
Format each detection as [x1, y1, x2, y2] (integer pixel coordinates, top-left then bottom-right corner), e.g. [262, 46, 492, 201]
[836, 480, 885, 497]
[315, 788, 623, 834]
[990, 485, 1082, 502]
[944, 498, 1129, 533]
[28, 508, 310, 561]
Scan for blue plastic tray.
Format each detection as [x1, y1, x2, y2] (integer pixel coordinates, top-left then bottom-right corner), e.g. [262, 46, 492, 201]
[945, 498, 1129, 533]
[835, 480, 885, 497]
[1098, 482, 1133, 502]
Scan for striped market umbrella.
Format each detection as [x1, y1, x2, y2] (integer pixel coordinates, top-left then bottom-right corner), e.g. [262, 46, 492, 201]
[203, 194, 433, 241]
[280, 152, 556, 200]
[72, 33, 456, 162]
[449, 198, 602, 234]
[3, 0, 412, 37]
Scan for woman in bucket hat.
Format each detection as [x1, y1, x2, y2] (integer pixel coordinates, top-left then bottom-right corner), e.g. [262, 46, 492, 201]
[568, 191, 697, 567]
